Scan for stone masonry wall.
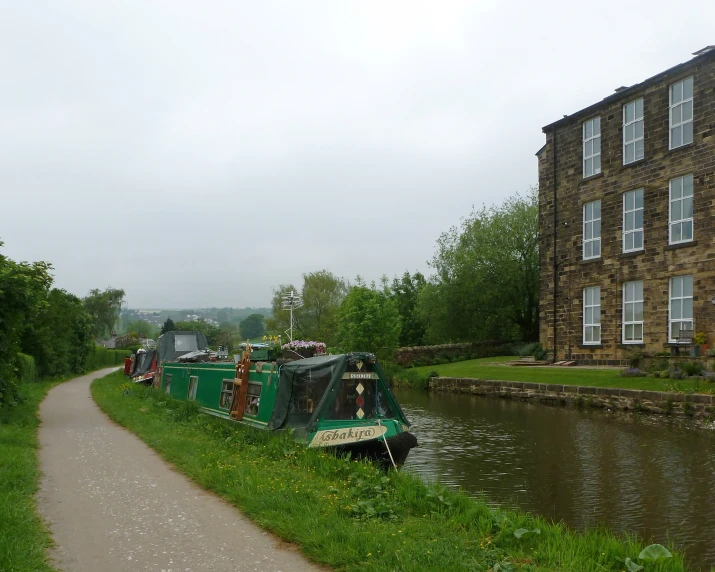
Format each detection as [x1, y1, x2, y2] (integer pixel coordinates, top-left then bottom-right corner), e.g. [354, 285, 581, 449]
[431, 377, 715, 420]
[393, 341, 511, 366]
[539, 50, 715, 364]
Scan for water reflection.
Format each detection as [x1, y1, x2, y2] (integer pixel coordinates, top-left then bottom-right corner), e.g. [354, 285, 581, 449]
[395, 389, 715, 570]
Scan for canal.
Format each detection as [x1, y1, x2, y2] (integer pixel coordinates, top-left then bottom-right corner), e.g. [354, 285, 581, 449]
[394, 388, 715, 570]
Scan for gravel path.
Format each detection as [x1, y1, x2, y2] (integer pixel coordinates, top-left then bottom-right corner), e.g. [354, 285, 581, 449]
[37, 368, 323, 572]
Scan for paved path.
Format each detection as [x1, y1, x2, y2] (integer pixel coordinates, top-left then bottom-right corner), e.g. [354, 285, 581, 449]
[37, 368, 323, 572]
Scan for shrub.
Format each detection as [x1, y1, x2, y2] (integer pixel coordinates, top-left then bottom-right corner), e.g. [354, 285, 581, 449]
[682, 361, 704, 377]
[620, 368, 646, 378]
[660, 370, 670, 379]
[625, 348, 644, 369]
[531, 343, 548, 361]
[516, 342, 541, 357]
[432, 357, 449, 365]
[669, 368, 684, 380]
[16, 353, 37, 383]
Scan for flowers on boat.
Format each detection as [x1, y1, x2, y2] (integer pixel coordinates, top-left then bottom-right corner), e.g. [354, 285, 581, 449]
[282, 340, 327, 354]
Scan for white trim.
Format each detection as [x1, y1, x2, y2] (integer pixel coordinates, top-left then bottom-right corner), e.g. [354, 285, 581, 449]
[622, 280, 644, 344]
[669, 275, 693, 343]
[583, 200, 601, 260]
[623, 98, 644, 164]
[669, 77, 694, 149]
[583, 117, 601, 177]
[669, 175, 694, 245]
[583, 286, 601, 345]
[622, 189, 644, 253]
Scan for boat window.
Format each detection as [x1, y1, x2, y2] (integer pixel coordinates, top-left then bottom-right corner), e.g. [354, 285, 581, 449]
[175, 334, 199, 353]
[244, 382, 261, 416]
[219, 380, 233, 409]
[164, 373, 172, 395]
[325, 376, 395, 421]
[287, 364, 335, 425]
[188, 376, 198, 400]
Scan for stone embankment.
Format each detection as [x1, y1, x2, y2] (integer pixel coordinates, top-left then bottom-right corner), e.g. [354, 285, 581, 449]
[430, 377, 715, 419]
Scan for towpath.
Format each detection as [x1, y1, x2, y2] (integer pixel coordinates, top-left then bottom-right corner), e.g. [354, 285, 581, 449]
[37, 368, 323, 572]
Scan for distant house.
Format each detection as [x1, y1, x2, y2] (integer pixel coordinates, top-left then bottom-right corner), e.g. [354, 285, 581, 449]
[537, 46, 715, 365]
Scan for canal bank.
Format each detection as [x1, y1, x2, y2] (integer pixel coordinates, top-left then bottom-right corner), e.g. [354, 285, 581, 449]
[428, 376, 715, 421]
[395, 387, 715, 570]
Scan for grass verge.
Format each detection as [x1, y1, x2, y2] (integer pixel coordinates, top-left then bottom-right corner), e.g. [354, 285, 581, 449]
[92, 369, 687, 571]
[407, 357, 715, 393]
[0, 381, 58, 572]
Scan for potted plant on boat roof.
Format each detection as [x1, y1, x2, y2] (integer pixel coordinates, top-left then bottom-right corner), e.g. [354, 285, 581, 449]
[281, 340, 327, 358]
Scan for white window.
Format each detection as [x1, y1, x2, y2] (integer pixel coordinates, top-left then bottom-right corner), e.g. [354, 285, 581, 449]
[623, 189, 644, 252]
[669, 175, 693, 244]
[583, 200, 601, 259]
[669, 275, 693, 342]
[188, 376, 198, 400]
[622, 281, 644, 343]
[583, 286, 601, 344]
[583, 117, 601, 177]
[669, 77, 693, 149]
[623, 99, 644, 164]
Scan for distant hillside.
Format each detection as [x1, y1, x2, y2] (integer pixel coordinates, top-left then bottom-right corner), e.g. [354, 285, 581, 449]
[118, 307, 272, 331]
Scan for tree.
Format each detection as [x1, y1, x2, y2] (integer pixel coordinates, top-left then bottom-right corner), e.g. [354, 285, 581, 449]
[421, 189, 539, 343]
[125, 319, 158, 340]
[335, 279, 401, 357]
[21, 288, 94, 378]
[83, 287, 125, 339]
[0, 243, 53, 404]
[174, 319, 221, 346]
[160, 317, 176, 335]
[390, 271, 427, 347]
[239, 314, 266, 340]
[300, 270, 348, 346]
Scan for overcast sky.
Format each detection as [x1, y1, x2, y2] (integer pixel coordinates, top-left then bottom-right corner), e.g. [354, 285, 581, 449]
[2, 1, 714, 308]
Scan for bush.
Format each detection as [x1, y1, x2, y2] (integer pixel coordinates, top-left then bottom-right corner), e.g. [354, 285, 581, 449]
[620, 368, 646, 377]
[531, 343, 548, 361]
[660, 369, 670, 379]
[625, 348, 644, 369]
[516, 342, 541, 357]
[432, 357, 449, 365]
[16, 353, 37, 383]
[682, 361, 704, 377]
[669, 368, 684, 380]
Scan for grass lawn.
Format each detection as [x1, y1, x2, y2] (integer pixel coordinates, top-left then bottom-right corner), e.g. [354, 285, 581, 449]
[90, 369, 687, 572]
[0, 381, 58, 572]
[412, 356, 715, 393]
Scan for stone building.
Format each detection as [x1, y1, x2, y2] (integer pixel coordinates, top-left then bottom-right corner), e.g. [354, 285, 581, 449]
[537, 46, 715, 365]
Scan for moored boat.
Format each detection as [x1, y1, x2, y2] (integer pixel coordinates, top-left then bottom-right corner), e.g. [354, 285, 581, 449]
[153, 332, 417, 467]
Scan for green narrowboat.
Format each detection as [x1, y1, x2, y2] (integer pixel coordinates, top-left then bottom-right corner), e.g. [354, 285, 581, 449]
[154, 332, 417, 467]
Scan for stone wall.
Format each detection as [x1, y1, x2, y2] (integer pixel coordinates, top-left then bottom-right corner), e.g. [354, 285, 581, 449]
[431, 377, 715, 419]
[393, 341, 511, 366]
[538, 50, 715, 364]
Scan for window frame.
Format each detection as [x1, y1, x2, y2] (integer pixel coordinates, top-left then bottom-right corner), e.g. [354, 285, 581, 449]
[622, 189, 644, 253]
[622, 280, 644, 344]
[187, 375, 198, 401]
[669, 175, 694, 245]
[582, 117, 601, 177]
[219, 379, 234, 410]
[583, 200, 601, 260]
[669, 275, 694, 343]
[583, 286, 601, 345]
[623, 98, 644, 164]
[669, 77, 694, 150]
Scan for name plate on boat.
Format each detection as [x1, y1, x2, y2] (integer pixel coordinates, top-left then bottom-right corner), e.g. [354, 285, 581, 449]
[341, 372, 378, 380]
[309, 425, 387, 447]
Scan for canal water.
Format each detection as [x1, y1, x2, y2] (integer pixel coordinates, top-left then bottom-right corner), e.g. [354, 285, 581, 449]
[394, 388, 715, 570]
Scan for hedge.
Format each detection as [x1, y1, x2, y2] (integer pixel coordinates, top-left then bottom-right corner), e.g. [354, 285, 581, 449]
[85, 346, 131, 370]
[16, 354, 37, 383]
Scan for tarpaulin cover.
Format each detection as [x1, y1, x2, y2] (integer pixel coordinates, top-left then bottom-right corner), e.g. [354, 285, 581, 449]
[157, 331, 209, 363]
[131, 349, 157, 377]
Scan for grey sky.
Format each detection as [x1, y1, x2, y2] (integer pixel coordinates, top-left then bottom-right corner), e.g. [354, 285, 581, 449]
[2, 1, 714, 308]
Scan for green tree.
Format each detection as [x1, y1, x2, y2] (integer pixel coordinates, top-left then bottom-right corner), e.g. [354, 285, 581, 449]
[83, 287, 125, 339]
[21, 289, 94, 378]
[160, 317, 176, 335]
[239, 314, 266, 340]
[390, 271, 427, 347]
[300, 270, 347, 345]
[422, 189, 539, 342]
[174, 320, 221, 346]
[335, 279, 401, 356]
[0, 243, 53, 405]
[125, 319, 158, 339]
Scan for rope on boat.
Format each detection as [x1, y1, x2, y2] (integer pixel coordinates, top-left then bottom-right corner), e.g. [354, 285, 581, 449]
[377, 419, 397, 470]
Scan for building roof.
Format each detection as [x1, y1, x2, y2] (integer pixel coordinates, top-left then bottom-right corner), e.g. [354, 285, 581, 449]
[542, 46, 715, 133]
